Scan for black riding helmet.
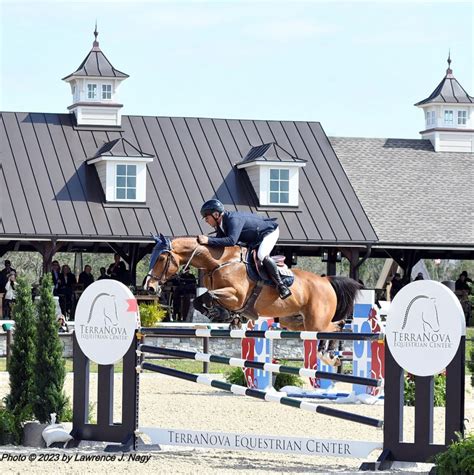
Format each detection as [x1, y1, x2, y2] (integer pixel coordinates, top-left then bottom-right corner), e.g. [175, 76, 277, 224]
[200, 199, 225, 217]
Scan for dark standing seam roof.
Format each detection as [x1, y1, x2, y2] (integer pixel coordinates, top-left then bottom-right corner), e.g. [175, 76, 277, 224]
[0, 112, 377, 245]
[415, 69, 474, 105]
[237, 142, 307, 165]
[62, 44, 129, 80]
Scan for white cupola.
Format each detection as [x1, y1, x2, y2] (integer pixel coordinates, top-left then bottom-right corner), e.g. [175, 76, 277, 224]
[62, 26, 129, 128]
[415, 54, 474, 152]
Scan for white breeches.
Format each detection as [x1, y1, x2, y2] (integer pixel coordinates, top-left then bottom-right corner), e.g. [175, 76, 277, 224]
[257, 227, 280, 261]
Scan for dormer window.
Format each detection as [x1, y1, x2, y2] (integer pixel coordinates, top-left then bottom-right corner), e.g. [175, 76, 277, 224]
[444, 110, 454, 125]
[87, 84, 97, 99]
[116, 164, 137, 200]
[102, 84, 112, 100]
[236, 143, 306, 207]
[458, 110, 467, 125]
[87, 138, 154, 203]
[269, 169, 290, 204]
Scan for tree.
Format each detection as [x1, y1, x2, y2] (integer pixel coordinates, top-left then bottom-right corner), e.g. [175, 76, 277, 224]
[32, 274, 67, 423]
[5, 277, 36, 419]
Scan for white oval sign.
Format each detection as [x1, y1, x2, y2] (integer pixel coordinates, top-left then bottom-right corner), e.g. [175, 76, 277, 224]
[386, 281, 465, 376]
[75, 280, 139, 365]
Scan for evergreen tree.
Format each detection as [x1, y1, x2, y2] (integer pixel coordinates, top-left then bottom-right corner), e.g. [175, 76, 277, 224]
[32, 274, 67, 423]
[5, 277, 36, 418]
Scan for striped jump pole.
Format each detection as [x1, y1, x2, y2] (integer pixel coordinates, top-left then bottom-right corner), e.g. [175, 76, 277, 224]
[139, 345, 382, 388]
[141, 327, 383, 341]
[140, 362, 383, 428]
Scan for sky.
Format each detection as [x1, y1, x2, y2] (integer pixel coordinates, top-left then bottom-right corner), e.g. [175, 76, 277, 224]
[0, 0, 472, 139]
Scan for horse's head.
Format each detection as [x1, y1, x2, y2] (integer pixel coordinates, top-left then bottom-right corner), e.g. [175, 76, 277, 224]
[144, 233, 180, 295]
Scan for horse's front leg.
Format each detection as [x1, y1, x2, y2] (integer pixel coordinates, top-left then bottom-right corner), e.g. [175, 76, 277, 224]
[193, 287, 240, 322]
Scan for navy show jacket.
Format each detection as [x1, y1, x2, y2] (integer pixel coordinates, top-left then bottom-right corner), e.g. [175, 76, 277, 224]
[206, 211, 278, 247]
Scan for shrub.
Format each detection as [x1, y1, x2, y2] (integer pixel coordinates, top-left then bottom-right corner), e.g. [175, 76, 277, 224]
[224, 364, 303, 391]
[139, 303, 167, 327]
[32, 274, 67, 423]
[434, 432, 474, 475]
[0, 406, 16, 444]
[4, 277, 36, 421]
[404, 372, 446, 406]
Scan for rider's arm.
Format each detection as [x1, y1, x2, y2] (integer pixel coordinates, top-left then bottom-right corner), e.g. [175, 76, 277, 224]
[207, 216, 244, 247]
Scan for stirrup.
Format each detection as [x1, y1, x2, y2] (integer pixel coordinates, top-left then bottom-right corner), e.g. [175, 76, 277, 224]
[278, 284, 292, 300]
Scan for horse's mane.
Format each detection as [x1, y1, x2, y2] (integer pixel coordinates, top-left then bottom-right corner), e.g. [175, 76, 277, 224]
[401, 295, 429, 330]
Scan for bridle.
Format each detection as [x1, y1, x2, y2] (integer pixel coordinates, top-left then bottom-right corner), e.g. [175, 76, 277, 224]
[146, 245, 201, 287]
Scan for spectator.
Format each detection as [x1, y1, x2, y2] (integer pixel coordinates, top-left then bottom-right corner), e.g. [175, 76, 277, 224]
[172, 270, 197, 321]
[57, 314, 69, 333]
[58, 264, 77, 317]
[229, 316, 242, 330]
[107, 254, 128, 285]
[0, 260, 16, 293]
[51, 260, 61, 296]
[455, 271, 472, 292]
[390, 273, 404, 301]
[4, 272, 17, 319]
[78, 265, 94, 289]
[414, 272, 424, 281]
[97, 267, 109, 280]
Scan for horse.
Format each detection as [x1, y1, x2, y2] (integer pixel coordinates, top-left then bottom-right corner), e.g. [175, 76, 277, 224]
[145, 234, 362, 365]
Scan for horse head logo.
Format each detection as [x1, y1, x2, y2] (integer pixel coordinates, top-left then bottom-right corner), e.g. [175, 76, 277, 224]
[401, 295, 440, 333]
[86, 293, 120, 327]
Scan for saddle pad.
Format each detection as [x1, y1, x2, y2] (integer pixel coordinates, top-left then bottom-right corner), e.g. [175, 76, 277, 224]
[246, 255, 294, 288]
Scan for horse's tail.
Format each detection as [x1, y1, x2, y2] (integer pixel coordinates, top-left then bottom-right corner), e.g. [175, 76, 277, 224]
[328, 276, 363, 322]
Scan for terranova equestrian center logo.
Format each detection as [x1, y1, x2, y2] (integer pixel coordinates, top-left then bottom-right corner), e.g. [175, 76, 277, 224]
[75, 280, 139, 365]
[386, 280, 465, 376]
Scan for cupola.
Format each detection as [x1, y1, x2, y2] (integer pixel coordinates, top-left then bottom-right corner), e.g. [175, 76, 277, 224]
[415, 54, 473, 152]
[62, 25, 129, 127]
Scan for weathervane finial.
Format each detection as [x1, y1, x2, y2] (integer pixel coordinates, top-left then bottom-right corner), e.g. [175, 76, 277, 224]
[93, 21, 99, 47]
[446, 50, 452, 75]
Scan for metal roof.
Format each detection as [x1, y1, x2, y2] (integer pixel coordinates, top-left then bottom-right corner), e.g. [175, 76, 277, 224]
[330, 136, 474, 247]
[62, 37, 128, 80]
[415, 63, 473, 106]
[0, 112, 377, 246]
[237, 142, 307, 166]
[90, 137, 154, 159]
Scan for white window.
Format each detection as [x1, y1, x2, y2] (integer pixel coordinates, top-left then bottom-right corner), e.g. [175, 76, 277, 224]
[426, 111, 435, 126]
[102, 84, 112, 100]
[87, 84, 97, 99]
[457, 110, 467, 125]
[116, 164, 137, 200]
[269, 168, 290, 204]
[444, 110, 454, 125]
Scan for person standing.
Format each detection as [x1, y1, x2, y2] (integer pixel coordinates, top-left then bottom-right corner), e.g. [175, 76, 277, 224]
[3, 272, 17, 319]
[107, 254, 128, 285]
[78, 265, 94, 289]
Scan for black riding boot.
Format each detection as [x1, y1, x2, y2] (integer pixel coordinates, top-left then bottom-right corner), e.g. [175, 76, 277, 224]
[262, 256, 292, 300]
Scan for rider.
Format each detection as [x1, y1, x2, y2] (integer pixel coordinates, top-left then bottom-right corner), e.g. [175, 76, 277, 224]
[197, 199, 292, 300]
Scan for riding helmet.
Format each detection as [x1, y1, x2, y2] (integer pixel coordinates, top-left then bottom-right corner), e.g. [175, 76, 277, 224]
[200, 199, 225, 217]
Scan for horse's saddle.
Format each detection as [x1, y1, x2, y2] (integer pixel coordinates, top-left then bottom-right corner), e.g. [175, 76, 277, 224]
[246, 250, 295, 288]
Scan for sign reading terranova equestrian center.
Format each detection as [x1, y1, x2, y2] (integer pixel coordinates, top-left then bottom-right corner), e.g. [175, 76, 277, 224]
[386, 281, 465, 377]
[140, 427, 382, 458]
[75, 280, 139, 365]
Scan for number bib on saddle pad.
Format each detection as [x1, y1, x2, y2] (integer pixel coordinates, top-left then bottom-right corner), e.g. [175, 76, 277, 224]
[245, 250, 295, 288]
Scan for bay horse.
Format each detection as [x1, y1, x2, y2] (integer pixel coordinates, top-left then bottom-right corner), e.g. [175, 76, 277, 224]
[145, 234, 362, 365]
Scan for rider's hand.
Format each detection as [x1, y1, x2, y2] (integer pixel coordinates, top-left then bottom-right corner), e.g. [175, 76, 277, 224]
[197, 235, 209, 245]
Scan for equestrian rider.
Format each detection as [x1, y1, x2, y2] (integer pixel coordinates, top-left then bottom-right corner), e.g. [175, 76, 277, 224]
[197, 199, 292, 300]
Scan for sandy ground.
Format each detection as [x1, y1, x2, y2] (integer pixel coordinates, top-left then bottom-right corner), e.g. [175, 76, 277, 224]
[0, 371, 473, 474]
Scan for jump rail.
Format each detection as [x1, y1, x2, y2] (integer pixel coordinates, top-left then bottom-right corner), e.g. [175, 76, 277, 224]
[140, 327, 384, 341]
[139, 344, 382, 388]
[140, 361, 384, 428]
